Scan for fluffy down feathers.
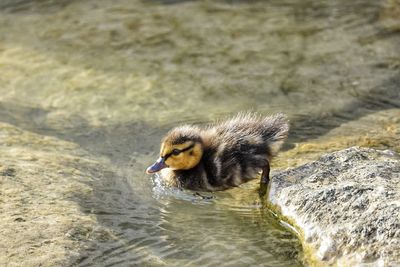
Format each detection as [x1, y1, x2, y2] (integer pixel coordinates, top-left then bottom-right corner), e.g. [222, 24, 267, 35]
[147, 113, 289, 191]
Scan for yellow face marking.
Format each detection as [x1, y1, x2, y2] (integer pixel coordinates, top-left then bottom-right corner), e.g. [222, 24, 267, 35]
[160, 141, 203, 170]
[161, 142, 193, 158]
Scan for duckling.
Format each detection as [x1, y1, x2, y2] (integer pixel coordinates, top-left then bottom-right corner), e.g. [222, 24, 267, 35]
[146, 113, 289, 192]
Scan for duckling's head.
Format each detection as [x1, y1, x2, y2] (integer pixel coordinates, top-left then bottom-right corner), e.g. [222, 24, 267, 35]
[146, 126, 203, 174]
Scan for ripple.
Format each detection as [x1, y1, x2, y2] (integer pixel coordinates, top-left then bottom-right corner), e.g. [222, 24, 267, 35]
[3, 0, 398, 266]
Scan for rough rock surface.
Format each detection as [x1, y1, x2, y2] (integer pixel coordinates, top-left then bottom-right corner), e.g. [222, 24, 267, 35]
[269, 147, 400, 266]
[0, 122, 114, 267]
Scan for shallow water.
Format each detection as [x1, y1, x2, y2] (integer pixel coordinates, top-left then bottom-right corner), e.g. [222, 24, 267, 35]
[0, 0, 399, 266]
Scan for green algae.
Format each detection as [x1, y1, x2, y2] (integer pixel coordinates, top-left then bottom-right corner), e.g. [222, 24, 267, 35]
[264, 193, 331, 267]
[0, 0, 399, 266]
[273, 109, 400, 170]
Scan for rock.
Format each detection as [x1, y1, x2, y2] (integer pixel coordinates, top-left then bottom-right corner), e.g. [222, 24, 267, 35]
[0, 122, 114, 266]
[269, 147, 400, 266]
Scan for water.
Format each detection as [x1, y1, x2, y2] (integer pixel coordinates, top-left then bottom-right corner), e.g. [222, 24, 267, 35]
[0, 0, 399, 266]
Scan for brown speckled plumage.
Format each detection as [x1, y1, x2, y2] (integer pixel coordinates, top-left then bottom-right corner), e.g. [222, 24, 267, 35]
[147, 113, 289, 191]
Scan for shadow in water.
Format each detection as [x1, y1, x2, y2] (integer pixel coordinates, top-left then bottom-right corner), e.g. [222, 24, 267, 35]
[0, 0, 75, 13]
[145, 0, 197, 5]
[0, 102, 166, 165]
[288, 74, 400, 144]
[0, 1, 399, 264]
[0, 69, 398, 267]
[0, 69, 399, 163]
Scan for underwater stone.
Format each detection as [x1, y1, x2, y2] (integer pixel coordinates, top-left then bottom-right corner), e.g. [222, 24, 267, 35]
[269, 147, 400, 266]
[0, 122, 112, 266]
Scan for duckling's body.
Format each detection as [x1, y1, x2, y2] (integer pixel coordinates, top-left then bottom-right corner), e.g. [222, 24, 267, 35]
[146, 113, 289, 192]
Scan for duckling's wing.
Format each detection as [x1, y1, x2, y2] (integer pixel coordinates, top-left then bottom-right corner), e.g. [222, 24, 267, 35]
[213, 112, 289, 155]
[206, 113, 289, 184]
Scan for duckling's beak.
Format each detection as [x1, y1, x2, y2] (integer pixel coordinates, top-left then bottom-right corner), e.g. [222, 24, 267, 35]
[146, 157, 168, 174]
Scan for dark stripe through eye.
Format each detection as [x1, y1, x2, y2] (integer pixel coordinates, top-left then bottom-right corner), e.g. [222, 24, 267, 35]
[163, 144, 195, 160]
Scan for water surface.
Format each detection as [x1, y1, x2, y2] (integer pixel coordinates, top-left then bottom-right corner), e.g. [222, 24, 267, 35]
[0, 0, 399, 266]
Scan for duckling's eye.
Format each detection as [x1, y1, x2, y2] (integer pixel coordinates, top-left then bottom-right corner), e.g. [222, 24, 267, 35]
[172, 149, 181, 156]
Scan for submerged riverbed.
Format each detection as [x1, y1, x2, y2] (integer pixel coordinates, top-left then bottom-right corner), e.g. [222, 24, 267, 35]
[0, 0, 399, 266]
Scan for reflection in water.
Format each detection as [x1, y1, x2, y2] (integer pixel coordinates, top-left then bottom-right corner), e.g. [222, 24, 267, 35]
[0, 0, 399, 266]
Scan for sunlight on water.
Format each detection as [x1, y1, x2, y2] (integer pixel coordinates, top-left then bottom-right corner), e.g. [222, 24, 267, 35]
[0, 0, 399, 266]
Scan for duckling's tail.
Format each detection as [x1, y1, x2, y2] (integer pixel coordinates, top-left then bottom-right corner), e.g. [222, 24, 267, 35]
[263, 113, 289, 156]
